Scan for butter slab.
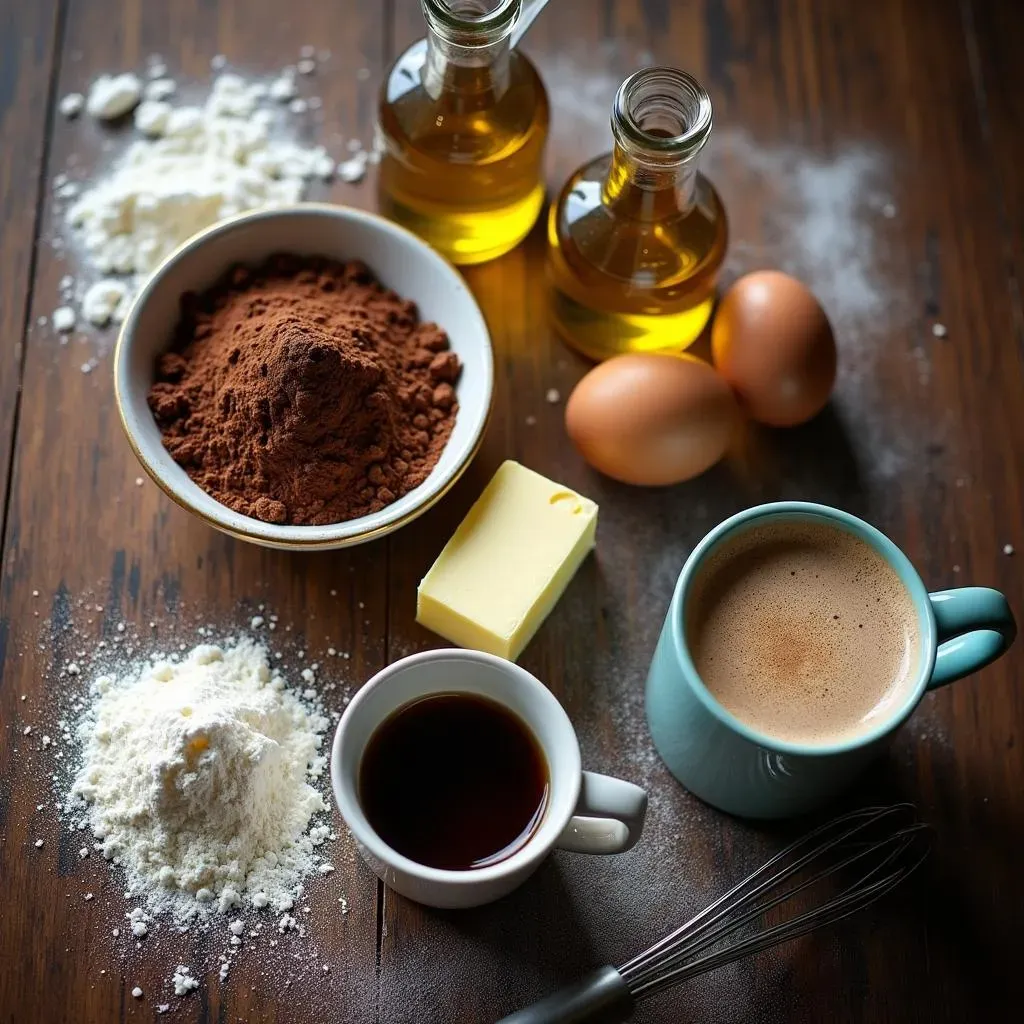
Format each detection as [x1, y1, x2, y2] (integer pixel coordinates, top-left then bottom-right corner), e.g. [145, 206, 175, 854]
[416, 461, 598, 661]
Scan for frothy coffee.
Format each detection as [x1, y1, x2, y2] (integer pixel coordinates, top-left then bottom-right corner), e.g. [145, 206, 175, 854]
[688, 519, 920, 746]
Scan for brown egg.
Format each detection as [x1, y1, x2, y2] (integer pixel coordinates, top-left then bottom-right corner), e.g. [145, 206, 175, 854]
[565, 353, 739, 486]
[711, 271, 837, 427]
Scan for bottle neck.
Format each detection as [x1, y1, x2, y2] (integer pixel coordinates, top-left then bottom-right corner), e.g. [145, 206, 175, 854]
[422, 26, 511, 100]
[600, 66, 713, 222]
[420, 0, 517, 101]
[602, 143, 700, 221]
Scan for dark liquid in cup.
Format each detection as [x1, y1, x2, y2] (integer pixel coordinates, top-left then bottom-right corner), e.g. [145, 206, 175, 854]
[358, 693, 549, 871]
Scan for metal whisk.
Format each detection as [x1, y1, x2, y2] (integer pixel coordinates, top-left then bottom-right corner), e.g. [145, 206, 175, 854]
[496, 805, 931, 1023]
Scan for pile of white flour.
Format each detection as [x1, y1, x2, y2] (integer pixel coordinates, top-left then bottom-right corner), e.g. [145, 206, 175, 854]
[67, 638, 332, 924]
[56, 60, 367, 332]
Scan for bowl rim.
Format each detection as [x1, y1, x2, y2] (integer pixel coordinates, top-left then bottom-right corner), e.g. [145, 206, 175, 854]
[114, 202, 494, 549]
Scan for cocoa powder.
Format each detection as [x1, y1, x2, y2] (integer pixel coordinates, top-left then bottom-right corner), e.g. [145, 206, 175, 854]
[148, 254, 461, 525]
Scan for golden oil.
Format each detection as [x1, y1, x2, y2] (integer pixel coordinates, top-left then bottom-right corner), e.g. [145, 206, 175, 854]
[377, 0, 549, 265]
[547, 68, 727, 361]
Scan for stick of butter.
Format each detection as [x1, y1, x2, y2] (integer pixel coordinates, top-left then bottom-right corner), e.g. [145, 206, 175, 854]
[416, 461, 598, 661]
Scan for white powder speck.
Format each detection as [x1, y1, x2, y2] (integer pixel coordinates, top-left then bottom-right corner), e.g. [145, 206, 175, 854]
[60, 93, 85, 118]
[545, 388, 560, 404]
[211, 55, 227, 70]
[134, 99, 173, 137]
[34, 839, 44, 848]
[132, 986, 143, 999]
[172, 967, 199, 996]
[269, 70, 297, 102]
[86, 74, 142, 120]
[81, 279, 130, 326]
[289, 98, 308, 114]
[84, 893, 94, 901]
[932, 323, 948, 338]
[337, 151, 367, 183]
[52, 306, 76, 332]
[144, 78, 176, 102]
[1004, 544, 1014, 556]
[297, 59, 316, 76]
[251, 616, 265, 629]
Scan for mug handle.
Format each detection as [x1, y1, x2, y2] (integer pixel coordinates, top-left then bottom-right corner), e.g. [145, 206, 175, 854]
[554, 772, 648, 854]
[927, 587, 1016, 689]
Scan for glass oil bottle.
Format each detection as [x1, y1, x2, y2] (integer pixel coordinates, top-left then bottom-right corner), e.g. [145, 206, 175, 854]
[547, 67, 728, 361]
[376, 0, 550, 265]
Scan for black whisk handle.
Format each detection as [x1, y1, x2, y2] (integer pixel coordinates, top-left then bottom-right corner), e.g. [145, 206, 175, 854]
[494, 966, 634, 1024]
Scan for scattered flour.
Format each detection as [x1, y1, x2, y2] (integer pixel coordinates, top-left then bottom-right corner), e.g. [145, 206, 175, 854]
[86, 74, 143, 120]
[144, 78, 177, 102]
[59, 68, 341, 334]
[81, 279, 130, 327]
[51, 306, 76, 333]
[59, 92, 85, 119]
[171, 966, 199, 997]
[67, 638, 331, 926]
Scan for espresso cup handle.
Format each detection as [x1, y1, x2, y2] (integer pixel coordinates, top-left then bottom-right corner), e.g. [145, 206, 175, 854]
[554, 772, 648, 854]
[927, 588, 1016, 690]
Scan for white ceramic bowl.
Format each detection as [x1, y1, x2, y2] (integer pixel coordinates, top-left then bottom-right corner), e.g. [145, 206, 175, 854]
[115, 204, 493, 550]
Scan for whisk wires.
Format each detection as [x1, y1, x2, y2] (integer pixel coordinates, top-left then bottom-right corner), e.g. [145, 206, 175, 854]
[619, 804, 931, 1001]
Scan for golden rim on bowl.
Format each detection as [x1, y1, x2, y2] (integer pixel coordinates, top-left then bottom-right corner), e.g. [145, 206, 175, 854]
[114, 202, 494, 549]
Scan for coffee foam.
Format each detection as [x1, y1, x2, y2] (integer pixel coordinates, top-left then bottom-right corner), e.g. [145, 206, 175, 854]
[687, 519, 920, 746]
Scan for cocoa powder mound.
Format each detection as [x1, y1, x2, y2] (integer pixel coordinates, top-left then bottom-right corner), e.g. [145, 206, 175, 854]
[148, 254, 461, 526]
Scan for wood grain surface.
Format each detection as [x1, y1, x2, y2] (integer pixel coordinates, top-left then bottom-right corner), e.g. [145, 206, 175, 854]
[1, 1, 1021, 1022]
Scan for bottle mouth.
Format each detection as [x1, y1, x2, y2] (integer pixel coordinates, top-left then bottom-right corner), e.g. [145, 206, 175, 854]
[613, 67, 714, 162]
[424, 0, 521, 46]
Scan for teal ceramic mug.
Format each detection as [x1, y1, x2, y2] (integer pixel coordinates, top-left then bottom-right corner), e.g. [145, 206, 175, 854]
[645, 502, 1016, 818]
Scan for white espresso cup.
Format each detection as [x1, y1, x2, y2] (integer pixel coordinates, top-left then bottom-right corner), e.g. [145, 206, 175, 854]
[331, 649, 648, 909]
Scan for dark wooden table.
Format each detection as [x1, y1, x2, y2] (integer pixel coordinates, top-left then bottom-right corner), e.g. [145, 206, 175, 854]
[2, 1, 1022, 1021]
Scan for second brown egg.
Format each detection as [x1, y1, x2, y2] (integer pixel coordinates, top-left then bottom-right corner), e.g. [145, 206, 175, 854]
[711, 271, 837, 427]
